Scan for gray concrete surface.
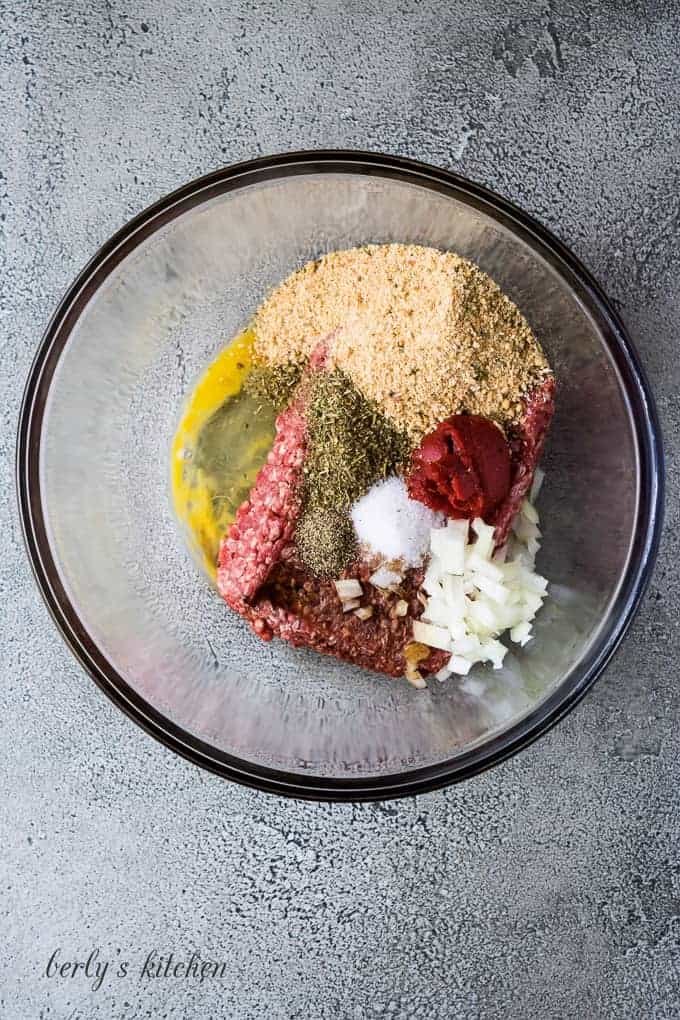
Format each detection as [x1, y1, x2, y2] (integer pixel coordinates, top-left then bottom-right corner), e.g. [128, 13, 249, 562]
[1, 2, 679, 1017]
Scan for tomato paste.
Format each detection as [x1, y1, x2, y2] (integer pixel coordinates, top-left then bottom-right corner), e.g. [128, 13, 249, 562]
[407, 414, 512, 521]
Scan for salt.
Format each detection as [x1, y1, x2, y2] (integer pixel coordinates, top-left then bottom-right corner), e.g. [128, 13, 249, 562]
[351, 476, 442, 567]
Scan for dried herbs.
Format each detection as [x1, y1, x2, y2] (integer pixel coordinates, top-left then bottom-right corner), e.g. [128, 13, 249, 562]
[302, 368, 411, 512]
[295, 508, 355, 578]
[244, 360, 304, 412]
[296, 368, 411, 575]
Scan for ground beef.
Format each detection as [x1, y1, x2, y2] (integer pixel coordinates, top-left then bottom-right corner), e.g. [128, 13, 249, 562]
[217, 375, 554, 678]
[217, 405, 306, 608]
[492, 376, 556, 547]
[239, 554, 447, 678]
[217, 401, 445, 677]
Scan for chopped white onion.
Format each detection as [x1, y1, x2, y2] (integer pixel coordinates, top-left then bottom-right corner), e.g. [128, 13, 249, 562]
[527, 536, 541, 559]
[442, 575, 465, 616]
[510, 621, 533, 646]
[513, 515, 541, 544]
[530, 467, 545, 503]
[478, 638, 507, 670]
[452, 633, 482, 657]
[430, 526, 465, 575]
[492, 543, 508, 565]
[522, 593, 545, 619]
[448, 654, 472, 676]
[447, 518, 470, 541]
[334, 579, 363, 601]
[422, 556, 444, 595]
[473, 574, 510, 605]
[467, 598, 500, 634]
[472, 518, 495, 559]
[369, 566, 403, 589]
[422, 597, 451, 628]
[466, 551, 504, 582]
[448, 617, 468, 642]
[409, 493, 549, 684]
[412, 620, 451, 652]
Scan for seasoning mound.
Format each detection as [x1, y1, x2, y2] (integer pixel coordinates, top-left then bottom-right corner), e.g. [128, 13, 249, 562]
[295, 508, 355, 578]
[251, 360, 412, 577]
[351, 476, 442, 568]
[302, 367, 411, 514]
[253, 243, 551, 438]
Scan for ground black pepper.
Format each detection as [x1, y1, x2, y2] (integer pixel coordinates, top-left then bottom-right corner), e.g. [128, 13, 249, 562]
[295, 508, 356, 577]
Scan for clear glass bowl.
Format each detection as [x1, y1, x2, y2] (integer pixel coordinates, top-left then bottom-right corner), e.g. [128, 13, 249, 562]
[17, 152, 663, 799]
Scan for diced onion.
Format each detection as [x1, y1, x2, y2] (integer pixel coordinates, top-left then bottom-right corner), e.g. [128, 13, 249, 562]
[530, 467, 545, 503]
[466, 551, 504, 582]
[472, 518, 495, 559]
[369, 566, 403, 589]
[448, 617, 467, 642]
[412, 620, 451, 651]
[448, 654, 472, 676]
[467, 598, 499, 634]
[473, 574, 510, 605]
[478, 638, 507, 670]
[422, 556, 444, 595]
[453, 633, 481, 657]
[430, 526, 465, 575]
[442, 575, 465, 616]
[334, 579, 362, 600]
[511, 621, 533, 646]
[527, 537, 541, 559]
[522, 593, 545, 619]
[447, 518, 470, 541]
[422, 597, 451, 628]
[407, 493, 548, 685]
[493, 544, 508, 565]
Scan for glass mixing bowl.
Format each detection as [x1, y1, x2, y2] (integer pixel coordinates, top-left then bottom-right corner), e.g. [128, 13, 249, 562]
[17, 151, 663, 800]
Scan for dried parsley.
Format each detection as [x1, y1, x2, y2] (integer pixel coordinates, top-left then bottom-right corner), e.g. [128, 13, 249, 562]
[294, 368, 412, 576]
[303, 368, 412, 514]
[244, 360, 304, 412]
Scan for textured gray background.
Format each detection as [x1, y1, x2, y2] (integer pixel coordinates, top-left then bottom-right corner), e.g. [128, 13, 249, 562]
[1, 2, 678, 1018]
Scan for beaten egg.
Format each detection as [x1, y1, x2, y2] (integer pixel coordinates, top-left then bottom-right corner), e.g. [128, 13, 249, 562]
[171, 329, 277, 578]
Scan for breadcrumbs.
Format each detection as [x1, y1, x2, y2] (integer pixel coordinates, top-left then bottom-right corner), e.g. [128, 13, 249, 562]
[253, 243, 551, 438]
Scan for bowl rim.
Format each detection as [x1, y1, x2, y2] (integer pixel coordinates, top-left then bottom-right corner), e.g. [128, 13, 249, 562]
[16, 149, 665, 801]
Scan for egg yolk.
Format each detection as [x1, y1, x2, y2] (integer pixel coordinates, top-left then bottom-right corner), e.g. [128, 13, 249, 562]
[171, 329, 276, 578]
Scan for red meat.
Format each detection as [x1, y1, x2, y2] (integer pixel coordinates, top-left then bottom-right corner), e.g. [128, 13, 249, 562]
[492, 376, 556, 546]
[217, 405, 307, 610]
[217, 373, 554, 677]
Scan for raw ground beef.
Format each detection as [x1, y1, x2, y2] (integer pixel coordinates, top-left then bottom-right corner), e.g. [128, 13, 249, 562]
[244, 553, 447, 677]
[217, 376, 554, 679]
[492, 376, 556, 547]
[217, 405, 306, 608]
[217, 402, 446, 677]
